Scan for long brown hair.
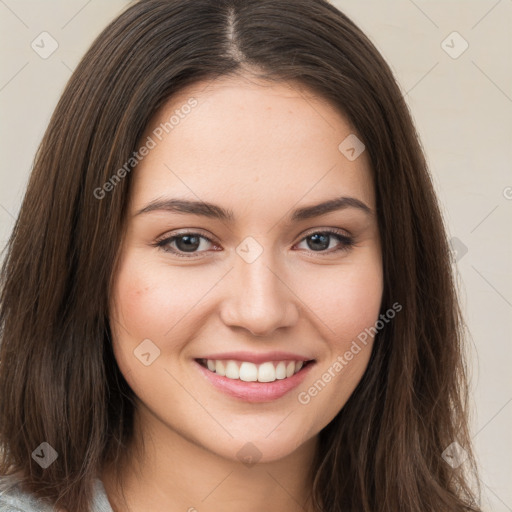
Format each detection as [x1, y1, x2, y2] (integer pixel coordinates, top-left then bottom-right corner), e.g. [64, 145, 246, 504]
[0, 0, 481, 510]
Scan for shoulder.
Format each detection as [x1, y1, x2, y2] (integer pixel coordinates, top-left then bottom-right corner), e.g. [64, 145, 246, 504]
[0, 475, 113, 512]
[0, 474, 54, 512]
[0, 475, 112, 512]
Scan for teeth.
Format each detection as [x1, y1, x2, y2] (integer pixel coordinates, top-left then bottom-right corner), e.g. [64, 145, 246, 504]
[257, 362, 275, 382]
[215, 360, 226, 376]
[275, 362, 286, 380]
[239, 362, 258, 382]
[225, 360, 239, 379]
[201, 358, 308, 383]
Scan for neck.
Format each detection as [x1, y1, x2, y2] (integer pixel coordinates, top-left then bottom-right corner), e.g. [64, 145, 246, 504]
[101, 406, 319, 512]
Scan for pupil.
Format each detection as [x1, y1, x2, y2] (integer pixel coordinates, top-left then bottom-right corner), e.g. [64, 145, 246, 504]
[177, 235, 200, 252]
[308, 233, 329, 251]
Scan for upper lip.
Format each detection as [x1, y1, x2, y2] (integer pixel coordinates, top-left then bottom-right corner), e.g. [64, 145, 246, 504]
[196, 351, 314, 364]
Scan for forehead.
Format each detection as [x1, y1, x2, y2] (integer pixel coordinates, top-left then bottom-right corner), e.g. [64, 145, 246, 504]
[130, 75, 375, 213]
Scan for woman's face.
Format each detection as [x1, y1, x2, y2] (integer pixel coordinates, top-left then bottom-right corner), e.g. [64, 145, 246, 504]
[109, 75, 383, 463]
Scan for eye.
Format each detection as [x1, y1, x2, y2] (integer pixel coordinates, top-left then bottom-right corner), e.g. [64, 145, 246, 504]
[153, 228, 354, 258]
[154, 232, 217, 257]
[294, 229, 354, 255]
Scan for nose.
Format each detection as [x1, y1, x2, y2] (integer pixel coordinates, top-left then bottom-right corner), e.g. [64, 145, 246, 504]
[219, 250, 300, 337]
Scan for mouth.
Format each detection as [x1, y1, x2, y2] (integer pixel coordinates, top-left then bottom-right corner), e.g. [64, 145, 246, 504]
[194, 357, 316, 402]
[195, 357, 314, 383]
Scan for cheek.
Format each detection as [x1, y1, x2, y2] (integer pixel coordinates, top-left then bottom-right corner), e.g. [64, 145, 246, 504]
[338, 264, 383, 334]
[293, 250, 383, 427]
[108, 253, 205, 395]
[300, 251, 383, 342]
[111, 253, 203, 340]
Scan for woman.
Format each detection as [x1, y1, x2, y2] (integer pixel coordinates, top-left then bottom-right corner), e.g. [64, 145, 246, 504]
[0, 0, 482, 511]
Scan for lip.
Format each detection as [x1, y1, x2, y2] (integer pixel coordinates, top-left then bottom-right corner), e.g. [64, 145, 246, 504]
[194, 358, 315, 403]
[196, 351, 312, 364]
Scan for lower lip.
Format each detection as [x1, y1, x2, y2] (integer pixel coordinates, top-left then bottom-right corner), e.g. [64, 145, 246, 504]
[194, 360, 315, 403]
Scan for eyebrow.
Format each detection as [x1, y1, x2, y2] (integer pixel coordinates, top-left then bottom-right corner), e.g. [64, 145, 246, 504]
[135, 195, 373, 222]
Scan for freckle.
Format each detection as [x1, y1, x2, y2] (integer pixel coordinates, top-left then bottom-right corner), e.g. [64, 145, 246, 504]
[135, 286, 149, 297]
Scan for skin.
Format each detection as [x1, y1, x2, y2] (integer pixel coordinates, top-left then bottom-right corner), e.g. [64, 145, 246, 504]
[102, 73, 383, 512]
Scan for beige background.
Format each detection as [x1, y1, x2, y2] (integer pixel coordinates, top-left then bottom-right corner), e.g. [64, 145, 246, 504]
[0, 0, 511, 509]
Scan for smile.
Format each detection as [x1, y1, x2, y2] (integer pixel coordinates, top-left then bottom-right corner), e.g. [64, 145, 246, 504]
[194, 356, 315, 402]
[197, 358, 308, 383]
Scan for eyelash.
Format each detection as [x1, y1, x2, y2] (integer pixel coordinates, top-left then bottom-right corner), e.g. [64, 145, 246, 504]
[153, 229, 354, 258]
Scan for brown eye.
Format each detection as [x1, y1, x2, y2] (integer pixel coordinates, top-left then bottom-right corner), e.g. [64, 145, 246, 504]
[295, 229, 354, 254]
[155, 232, 215, 257]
